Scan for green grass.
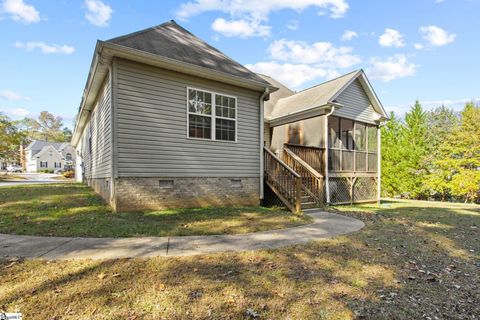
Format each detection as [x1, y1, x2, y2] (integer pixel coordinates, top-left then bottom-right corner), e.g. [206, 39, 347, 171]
[1, 198, 478, 319]
[0, 183, 310, 237]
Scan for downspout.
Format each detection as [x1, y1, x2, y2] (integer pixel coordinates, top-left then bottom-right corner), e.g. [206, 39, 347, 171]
[259, 88, 270, 201]
[324, 105, 335, 204]
[377, 123, 382, 204]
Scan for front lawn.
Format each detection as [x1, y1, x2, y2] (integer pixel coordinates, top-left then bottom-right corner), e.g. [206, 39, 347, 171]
[0, 183, 309, 237]
[1, 199, 478, 319]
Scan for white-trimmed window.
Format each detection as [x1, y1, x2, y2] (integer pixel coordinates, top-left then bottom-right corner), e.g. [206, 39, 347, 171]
[187, 88, 237, 142]
[40, 161, 48, 168]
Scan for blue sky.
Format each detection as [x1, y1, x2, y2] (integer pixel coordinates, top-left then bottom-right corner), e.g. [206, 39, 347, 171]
[0, 0, 479, 128]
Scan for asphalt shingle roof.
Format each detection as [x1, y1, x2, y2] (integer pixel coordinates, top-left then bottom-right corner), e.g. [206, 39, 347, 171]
[26, 141, 69, 157]
[107, 20, 270, 86]
[269, 70, 360, 120]
[257, 74, 295, 118]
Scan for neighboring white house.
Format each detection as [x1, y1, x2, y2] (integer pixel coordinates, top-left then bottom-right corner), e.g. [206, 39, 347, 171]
[25, 141, 75, 173]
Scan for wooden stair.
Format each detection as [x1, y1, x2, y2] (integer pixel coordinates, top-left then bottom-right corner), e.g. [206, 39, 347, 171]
[264, 146, 325, 213]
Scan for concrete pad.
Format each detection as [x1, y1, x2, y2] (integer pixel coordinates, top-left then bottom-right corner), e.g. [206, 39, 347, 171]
[0, 210, 364, 260]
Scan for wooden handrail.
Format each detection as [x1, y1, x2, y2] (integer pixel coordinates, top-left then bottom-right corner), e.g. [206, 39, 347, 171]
[283, 147, 324, 206]
[264, 147, 301, 213]
[283, 148, 323, 179]
[264, 147, 300, 178]
[284, 144, 324, 174]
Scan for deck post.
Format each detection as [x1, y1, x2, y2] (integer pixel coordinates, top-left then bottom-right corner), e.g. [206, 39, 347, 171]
[324, 114, 331, 204]
[377, 126, 381, 204]
[295, 176, 302, 213]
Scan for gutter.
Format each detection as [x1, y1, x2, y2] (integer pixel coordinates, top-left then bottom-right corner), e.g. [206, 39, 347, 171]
[71, 41, 278, 146]
[259, 88, 270, 200]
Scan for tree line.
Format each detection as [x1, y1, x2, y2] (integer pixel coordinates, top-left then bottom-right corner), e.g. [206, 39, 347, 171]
[381, 101, 480, 203]
[0, 111, 72, 164]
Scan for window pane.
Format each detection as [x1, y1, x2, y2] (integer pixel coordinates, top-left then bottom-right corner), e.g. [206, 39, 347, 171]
[368, 126, 377, 152]
[328, 117, 341, 148]
[215, 94, 235, 119]
[215, 118, 235, 141]
[188, 89, 211, 115]
[354, 123, 366, 151]
[189, 114, 211, 139]
[340, 119, 354, 150]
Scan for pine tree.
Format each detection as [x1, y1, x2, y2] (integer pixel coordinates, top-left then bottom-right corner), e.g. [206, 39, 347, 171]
[381, 111, 405, 196]
[402, 100, 429, 198]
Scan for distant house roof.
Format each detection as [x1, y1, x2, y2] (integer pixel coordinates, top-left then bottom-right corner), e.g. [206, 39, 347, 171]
[257, 74, 295, 118]
[26, 141, 70, 157]
[107, 21, 271, 87]
[267, 70, 388, 125]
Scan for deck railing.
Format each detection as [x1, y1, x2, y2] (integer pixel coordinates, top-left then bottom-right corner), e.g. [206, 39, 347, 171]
[284, 144, 324, 174]
[264, 147, 301, 213]
[283, 147, 324, 205]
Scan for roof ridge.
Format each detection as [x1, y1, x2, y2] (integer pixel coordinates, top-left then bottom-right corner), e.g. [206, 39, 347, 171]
[293, 69, 361, 95]
[107, 20, 177, 43]
[107, 20, 266, 84]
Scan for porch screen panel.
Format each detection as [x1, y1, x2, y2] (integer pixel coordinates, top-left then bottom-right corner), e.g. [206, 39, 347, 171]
[354, 123, 367, 171]
[367, 125, 378, 172]
[342, 150, 354, 171]
[328, 149, 341, 171]
[328, 117, 341, 149]
[340, 119, 354, 150]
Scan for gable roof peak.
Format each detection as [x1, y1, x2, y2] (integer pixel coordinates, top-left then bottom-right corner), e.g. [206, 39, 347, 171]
[106, 20, 271, 87]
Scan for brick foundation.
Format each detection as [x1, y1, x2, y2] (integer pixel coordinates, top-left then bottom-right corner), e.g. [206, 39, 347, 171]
[113, 177, 260, 211]
[86, 177, 112, 205]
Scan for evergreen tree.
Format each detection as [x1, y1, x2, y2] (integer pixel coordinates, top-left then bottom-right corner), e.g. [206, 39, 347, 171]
[402, 100, 429, 198]
[424, 106, 459, 199]
[381, 111, 405, 196]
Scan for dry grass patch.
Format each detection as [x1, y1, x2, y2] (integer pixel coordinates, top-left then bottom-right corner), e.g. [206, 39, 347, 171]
[0, 199, 479, 319]
[0, 183, 309, 237]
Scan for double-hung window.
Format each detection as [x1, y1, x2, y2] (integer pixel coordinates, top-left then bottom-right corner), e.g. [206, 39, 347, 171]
[188, 88, 236, 142]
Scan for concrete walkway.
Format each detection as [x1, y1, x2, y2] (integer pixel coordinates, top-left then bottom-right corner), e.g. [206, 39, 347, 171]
[0, 210, 364, 260]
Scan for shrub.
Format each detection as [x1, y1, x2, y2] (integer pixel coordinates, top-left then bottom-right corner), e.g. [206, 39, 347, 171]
[62, 170, 75, 179]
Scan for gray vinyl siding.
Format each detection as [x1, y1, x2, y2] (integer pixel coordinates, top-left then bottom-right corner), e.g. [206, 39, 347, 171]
[80, 73, 112, 178]
[115, 59, 261, 177]
[334, 79, 378, 124]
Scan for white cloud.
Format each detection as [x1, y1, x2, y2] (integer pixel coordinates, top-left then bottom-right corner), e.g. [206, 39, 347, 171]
[176, 0, 349, 21]
[268, 39, 361, 68]
[84, 0, 112, 27]
[0, 89, 30, 101]
[246, 61, 339, 88]
[378, 28, 405, 48]
[367, 54, 417, 82]
[176, 0, 348, 37]
[420, 25, 455, 46]
[0, 107, 31, 117]
[414, 43, 424, 50]
[2, 0, 39, 23]
[341, 30, 357, 41]
[14, 41, 75, 54]
[212, 18, 270, 37]
[287, 19, 299, 30]
[434, 0, 445, 3]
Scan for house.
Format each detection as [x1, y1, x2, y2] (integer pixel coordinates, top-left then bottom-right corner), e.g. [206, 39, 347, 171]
[25, 141, 75, 173]
[71, 20, 387, 213]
